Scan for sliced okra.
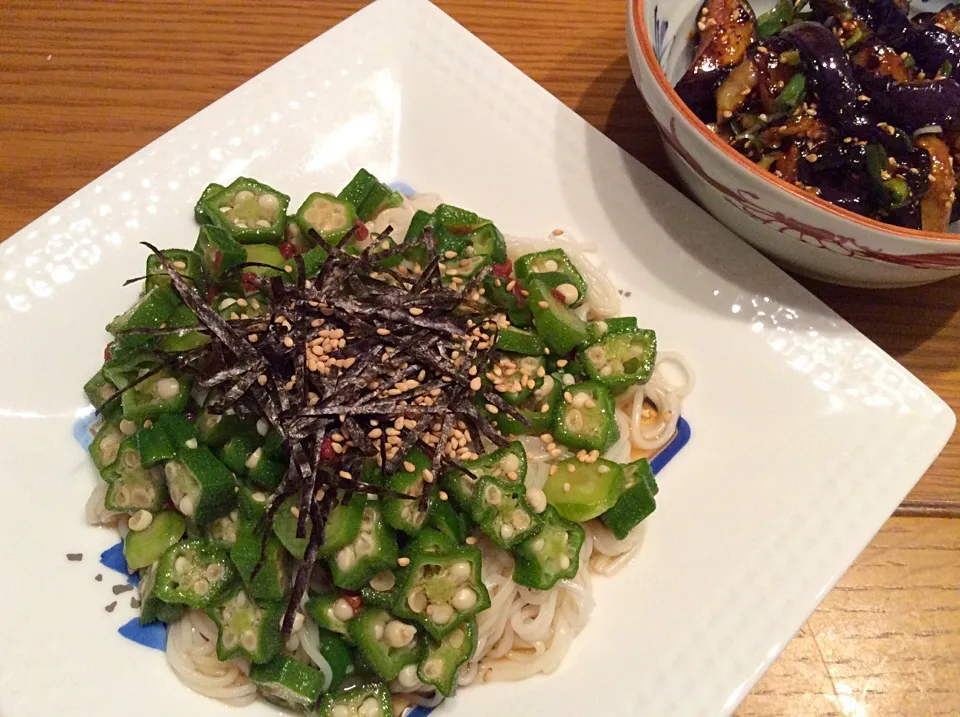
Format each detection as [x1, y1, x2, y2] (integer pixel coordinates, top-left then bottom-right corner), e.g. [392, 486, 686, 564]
[230, 518, 289, 602]
[205, 509, 241, 547]
[551, 380, 616, 451]
[305, 591, 360, 639]
[295, 192, 357, 245]
[196, 223, 246, 282]
[203, 177, 290, 245]
[154, 539, 238, 608]
[580, 328, 657, 392]
[121, 370, 192, 423]
[159, 303, 211, 353]
[472, 476, 542, 549]
[102, 435, 167, 513]
[527, 278, 588, 355]
[317, 681, 392, 717]
[145, 249, 202, 293]
[328, 503, 399, 591]
[83, 369, 119, 411]
[514, 248, 587, 308]
[164, 445, 237, 526]
[273, 492, 365, 561]
[513, 506, 584, 590]
[494, 326, 545, 356]
[250, 655, 325, 712]
[585, 316, 638, 342]
[337, 168, 379, 211]
[89, 415, 125, 471]
[601, 458, 658, 540]
[382, 448, 433, 536]
[124, 510, 187, 570]
[136, 422, 176, 467]
[206, 587, 284, 664]
[493, 371, 562, 437]
[417, 617, 477, 697]
[441, 441, 526, 511]
[391, 545, 490, 640]
[348, 607, 422, 681]
[194, 182, 224, 225]
[543, 456, 625, 522]
[106, 284, 180, 338]
[138, 561, 186, 625]
[196, 407, 256, 447]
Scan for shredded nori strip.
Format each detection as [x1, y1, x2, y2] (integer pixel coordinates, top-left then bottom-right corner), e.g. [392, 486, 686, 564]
[128, 227, 530, 636]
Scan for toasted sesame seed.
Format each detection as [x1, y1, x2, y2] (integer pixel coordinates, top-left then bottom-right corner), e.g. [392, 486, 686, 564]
[409, 307, 424, 316]
[470, 377, 482, 391]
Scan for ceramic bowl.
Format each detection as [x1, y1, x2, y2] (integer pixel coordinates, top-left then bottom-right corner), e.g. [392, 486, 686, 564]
[628, 0, 960, 288]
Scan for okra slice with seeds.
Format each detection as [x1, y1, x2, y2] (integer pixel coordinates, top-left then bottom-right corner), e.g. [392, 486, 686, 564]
[441, 441, 526, 511]
[585, 316, 638, 342]
[250, 655, 326, 712]
[194, 182, 224, 225]
[496, 355, 545, 407]
[102, 435, 168, 513]
[514, 248, 587, 308]
[305, 592, 360, 639]
[356, 182, 403, 223]
[601, 458, 658, 540]
[472, 476, 542, 549]
[164, 445, 237, 526]
[230, 518, 289, 602]
[138, 561, 186, 625]
[205, 509, 240, 547]
[124, 510, 187, 570]
[543, 457, 624, 523]
[382, 448, 433, 536]
[121, 370, 192, 423]
[145, 249, 202, 292]
[328, 504, 399, 591]
[493, 372, 562, 437]
[527, 278, 588, 355]
[417, 617, 477, 697]
[512, 506, 585, 590]
[295, 192, 357, 245]
[360, 568, 398, 610]
[273, 492, 365, 561]
[348, 608, 422, 681]
[219, 431, 262, 476]
[317, 681, 392, 717]
[154, 539, 238, 608]
[203, 177, 290, 245]
[580, 328, 657, 392]
[551, 380, 616, 451]
[84, 370, 119, 411]
[89, 415, 125, 470]
[391, 545, 490, 640]
[206, 588, 284, 664]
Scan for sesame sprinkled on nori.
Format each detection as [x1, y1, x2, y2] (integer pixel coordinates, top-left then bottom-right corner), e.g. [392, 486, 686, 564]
[133, 225, 531, 635]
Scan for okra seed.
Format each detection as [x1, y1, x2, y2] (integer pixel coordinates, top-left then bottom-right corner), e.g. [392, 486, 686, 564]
[234, 219, 248, 229]
[184, 438, 198, 450]
[256, 419, 268, 437]
[174, 556, 188, 574]
[245, 447, 263, 470]
[178, 496, 195, 517]
[484, 485, 502, 506]
[241, 630, 258, 652]
[252, 491, 266, 502]
[397, 664, 420, 688]
[235, 592, 248, 608]
[359, 698, 382, 717]
[332, 598, 355, 622]
[560, 555, 572, 570]
[193, 578, 210, 596]
[565, 409, 584, 432]
[119, 419, 137, 435]
[448, 561, 472, 582]
[423, 658, 444, 680]
[407, 588, 428, 614]
[502, 454, 521, 472]
[234, 190, 255, 204]
[332, 707, 351, 717]
[448, 629, 466, 650]
[355, 533, 376, 557]
[258, 193, 279, 214]
[155, 377, 180, 400]
[500, 524, 515, 540]
[128, 510, 153, 532]
[533, 538, 545, 552]
[600, 365, 613, 376]
[431, 603, 454, 625]
[512, 510, 532, 530]
[452, 587, 478, 611]
[525, 488, 547, 514]
[369, 570, 396, 592]
[122, 450, 141, 468]
[563, 482, 572, 493]
[597, 464, 610, 474]
[205, 564, 224, 583]
[223, 631, 239, 649]
[373, 621, 385, 641]
[556, 283, 579, 304]
[255, 219, 270, 228]
[385, 620, 416, 648]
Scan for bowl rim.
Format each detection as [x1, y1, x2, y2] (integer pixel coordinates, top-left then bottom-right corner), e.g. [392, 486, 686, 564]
[630, 0, 960, 246]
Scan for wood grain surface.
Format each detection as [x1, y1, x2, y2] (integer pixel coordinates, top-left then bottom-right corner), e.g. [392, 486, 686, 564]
[2, 1, 957, 714]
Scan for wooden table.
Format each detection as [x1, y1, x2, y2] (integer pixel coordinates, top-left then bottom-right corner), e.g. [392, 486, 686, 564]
[3, 1, 958, 713]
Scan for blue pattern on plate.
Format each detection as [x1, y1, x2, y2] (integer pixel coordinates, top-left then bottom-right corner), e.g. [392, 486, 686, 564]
[74, 408, 98, 451]
[100, 541, 139, 586]
[388, 181, 417, 198]
[119, 617, 168, 652]
[653, 6, 670, 64]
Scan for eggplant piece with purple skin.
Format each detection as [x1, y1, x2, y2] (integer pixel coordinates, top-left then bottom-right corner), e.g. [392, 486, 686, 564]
[779, 22, 869, 125]
[851, 0, 960, 77]
[873, 79, 960, 133]
[675, 0, 757, 122]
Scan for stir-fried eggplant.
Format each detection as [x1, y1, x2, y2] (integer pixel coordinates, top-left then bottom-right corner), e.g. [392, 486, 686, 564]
[676, 0, 758, 121]
[674, 0, 960, 229]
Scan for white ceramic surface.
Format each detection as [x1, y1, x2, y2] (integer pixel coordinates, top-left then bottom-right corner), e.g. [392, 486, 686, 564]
[629, 0, 960, 288]
[0, 1, 954, 715]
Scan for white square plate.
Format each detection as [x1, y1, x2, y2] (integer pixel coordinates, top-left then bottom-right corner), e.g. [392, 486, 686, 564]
[0, 1, 953, 715]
